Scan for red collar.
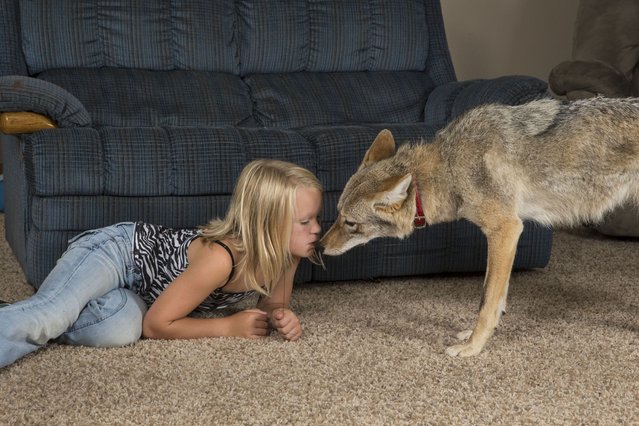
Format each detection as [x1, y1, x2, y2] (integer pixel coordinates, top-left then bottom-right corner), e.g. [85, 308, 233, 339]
[414, 184, 427, 228]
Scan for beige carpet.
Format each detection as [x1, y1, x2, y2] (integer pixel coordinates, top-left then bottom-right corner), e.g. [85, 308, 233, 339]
[0, 213, 637, 425]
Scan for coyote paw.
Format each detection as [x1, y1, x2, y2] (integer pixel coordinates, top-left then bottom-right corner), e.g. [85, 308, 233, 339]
[455, 329, 473, 341]
[445, 342, 483, 357]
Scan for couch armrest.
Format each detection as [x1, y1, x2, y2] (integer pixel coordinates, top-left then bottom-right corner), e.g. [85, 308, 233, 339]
[0, 75, 91, 131]
[424, 76, 548, 128]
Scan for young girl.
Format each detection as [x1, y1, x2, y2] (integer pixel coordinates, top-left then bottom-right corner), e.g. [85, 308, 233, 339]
[0, 159, 323, 368]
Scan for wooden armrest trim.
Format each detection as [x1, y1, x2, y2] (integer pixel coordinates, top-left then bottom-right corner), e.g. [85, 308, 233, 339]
[0, 112, 57, 134]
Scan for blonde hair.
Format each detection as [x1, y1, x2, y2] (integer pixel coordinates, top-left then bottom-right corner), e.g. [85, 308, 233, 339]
[200, 159, 323, 296]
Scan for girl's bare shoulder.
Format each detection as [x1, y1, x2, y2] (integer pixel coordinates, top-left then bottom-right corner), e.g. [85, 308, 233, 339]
[186, 238, 235, 279]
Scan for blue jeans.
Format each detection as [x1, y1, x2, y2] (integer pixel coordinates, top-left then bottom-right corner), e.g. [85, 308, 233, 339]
[0, 222, 147, 368]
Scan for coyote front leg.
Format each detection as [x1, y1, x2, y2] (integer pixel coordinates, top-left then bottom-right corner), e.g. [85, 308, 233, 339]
[445, 217, 524, 357]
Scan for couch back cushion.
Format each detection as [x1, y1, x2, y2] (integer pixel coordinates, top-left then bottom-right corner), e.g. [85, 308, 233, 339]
[238, 0, 429, 74]
[20, 0, 431, 75]
[247, 72, 435, 127]
[20, 0, 238, 74]
[38, 68, 255, 127]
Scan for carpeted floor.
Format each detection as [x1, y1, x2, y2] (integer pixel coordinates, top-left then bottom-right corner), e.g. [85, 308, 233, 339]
[0, 213, 637, 425]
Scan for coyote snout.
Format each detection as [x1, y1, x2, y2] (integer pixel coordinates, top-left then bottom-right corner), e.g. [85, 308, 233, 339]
[320, 219, 362, 256]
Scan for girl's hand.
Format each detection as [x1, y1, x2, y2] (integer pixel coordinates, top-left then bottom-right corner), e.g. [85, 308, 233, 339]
[270, 308, 302, 341]
[225, 309, 269, 339]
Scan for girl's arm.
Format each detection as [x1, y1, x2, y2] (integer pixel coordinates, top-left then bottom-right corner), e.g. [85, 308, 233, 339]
[142, 242, 269, 340]
[257, 257, 299, 312]
[257, 257, 303, 341]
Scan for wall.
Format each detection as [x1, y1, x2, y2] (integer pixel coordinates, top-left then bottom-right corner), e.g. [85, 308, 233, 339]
[441, 0, 580, 82]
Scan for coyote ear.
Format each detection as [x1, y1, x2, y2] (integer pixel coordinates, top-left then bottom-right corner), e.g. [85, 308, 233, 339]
[377, 174, 412, 209]
[359, 129, 396, 170]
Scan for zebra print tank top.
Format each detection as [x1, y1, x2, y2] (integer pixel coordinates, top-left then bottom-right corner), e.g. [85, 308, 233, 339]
[133, 222, 256, 312]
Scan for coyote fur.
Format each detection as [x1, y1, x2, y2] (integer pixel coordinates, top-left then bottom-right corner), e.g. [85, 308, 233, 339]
[320, 96, 639, 357]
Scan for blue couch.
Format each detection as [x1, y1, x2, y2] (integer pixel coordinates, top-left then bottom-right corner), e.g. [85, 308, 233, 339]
[0, 0, 552, 287]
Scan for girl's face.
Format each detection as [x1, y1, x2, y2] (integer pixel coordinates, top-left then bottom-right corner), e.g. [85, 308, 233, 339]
[289, 186, 322, 258]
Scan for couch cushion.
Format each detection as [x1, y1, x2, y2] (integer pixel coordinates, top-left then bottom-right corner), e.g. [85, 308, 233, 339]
[38, 69, 254, 127]
[20, 0, 238, 74]
[20, 0, 430, 75]
[24, 127, 317, 197]
[248, 72, 435, 128]
[298, 124, 438, 192]
[239, 0, 429, 74]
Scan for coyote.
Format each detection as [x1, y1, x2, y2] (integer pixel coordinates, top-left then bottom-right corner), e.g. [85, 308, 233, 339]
[321, 96, 639, 357]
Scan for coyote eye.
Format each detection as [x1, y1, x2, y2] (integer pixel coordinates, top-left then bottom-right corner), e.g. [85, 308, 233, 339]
[344, 219, 358, 231]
